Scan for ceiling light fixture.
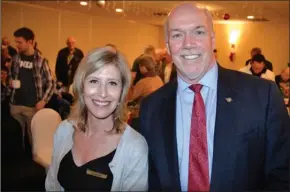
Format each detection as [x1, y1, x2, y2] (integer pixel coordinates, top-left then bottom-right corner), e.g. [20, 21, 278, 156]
[247, 15, 255, 19]
[97, 0, 106, 7]
[115, 8, 123, 13]
[80, 1, 88, 6]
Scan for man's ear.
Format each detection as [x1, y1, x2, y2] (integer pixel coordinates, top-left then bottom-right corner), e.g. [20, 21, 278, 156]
[211, 31, 216, 50]
[28, 39, 34, 46]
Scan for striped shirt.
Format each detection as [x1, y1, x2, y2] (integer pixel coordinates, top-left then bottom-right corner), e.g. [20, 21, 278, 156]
[7, 50, 55, 104]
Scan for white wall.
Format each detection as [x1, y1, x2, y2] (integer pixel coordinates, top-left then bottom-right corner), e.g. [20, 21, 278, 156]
[1, 2, 161, 74]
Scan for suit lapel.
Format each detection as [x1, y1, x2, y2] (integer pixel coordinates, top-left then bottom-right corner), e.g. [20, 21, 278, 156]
[210, 66, 239, 191]
[160, 80, 181, 191]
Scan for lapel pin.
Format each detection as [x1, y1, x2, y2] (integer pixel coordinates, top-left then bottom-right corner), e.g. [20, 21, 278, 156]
[225, 97, 233, 103]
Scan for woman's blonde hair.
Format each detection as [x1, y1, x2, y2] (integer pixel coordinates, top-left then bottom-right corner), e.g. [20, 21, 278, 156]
[68, 46, 131, 133]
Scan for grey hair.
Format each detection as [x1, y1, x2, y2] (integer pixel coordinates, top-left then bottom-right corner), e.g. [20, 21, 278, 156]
[68, 46, 131, 133]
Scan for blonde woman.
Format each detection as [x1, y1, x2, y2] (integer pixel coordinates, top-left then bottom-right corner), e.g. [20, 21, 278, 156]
[45, 46, 148, 191]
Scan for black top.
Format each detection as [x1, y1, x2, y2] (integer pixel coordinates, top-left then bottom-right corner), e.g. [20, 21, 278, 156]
[58, 149, 116, 191]
[13, 54, 37, 107]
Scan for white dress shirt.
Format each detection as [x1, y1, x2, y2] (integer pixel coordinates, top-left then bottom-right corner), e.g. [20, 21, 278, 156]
[176, 63, 218, 191]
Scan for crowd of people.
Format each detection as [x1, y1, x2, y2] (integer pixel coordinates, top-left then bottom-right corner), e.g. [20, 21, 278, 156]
[1, 2, 290, 191]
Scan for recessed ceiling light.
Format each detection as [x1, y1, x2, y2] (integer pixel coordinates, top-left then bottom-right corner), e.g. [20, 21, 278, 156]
[115, 8, 123, 13]
[247, 15, 255, 19]
[97, 0, 106, 7]
[80, 1, 88, 6]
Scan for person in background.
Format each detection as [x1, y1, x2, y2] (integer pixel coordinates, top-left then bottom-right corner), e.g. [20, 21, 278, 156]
[139, 3, 289, 191]
[1, 44, 12, 69]
[2, 36, 17, 57]
[1, 66, 10, 118]
[155, 48, 166, 78]
[275, 67, 290, 98]
[1, 66, 9, 102]
[128, 55, 164, 104]
[45, 46, 148, 191]
[131, 45, 157, 85]
[55, 36, 84, 91]
[245, 47, 273, 71]
[7, 27, 55, 147]
[105, 43, 117, 51]
[162, 49, 177, 84]
[239, 53, 275, 81]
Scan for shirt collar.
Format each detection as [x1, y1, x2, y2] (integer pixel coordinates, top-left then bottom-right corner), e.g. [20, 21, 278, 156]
[177, 62, 218, 94]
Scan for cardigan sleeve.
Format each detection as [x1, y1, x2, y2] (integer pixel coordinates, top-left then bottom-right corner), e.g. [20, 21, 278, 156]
[121, 135, 149, 191]
[45, 121, 70, 191]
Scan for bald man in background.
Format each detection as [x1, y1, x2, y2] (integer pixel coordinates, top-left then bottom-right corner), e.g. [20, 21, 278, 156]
[55, 36, 84, 90]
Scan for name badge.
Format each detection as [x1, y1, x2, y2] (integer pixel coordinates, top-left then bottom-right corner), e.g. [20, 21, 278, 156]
[86, 169, 107, 179]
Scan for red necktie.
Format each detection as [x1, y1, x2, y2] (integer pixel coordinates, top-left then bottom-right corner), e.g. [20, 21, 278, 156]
[188, 84, 210, 191]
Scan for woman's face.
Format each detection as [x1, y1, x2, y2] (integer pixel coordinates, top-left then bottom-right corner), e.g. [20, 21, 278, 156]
[83, 64, 122, 120]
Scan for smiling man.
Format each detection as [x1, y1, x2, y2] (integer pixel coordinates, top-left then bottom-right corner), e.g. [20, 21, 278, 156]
[139, 3, 290, 192]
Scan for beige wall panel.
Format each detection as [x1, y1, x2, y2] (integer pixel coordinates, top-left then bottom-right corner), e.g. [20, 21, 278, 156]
[21, 4, 59, 73]
[60, 11, 91, 56]
[2, 2, 23, 47]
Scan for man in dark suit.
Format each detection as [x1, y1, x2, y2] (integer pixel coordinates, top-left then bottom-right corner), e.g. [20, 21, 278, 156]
[55, 36, 84, 89]
[139, 3, 290, 192]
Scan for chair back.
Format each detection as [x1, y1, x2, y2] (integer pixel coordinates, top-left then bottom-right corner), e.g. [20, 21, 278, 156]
[31, 108, 61, 168]
[69, 84, 74, 96]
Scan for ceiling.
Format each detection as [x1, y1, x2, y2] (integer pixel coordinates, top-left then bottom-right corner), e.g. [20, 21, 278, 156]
[6, 1, 289, 26]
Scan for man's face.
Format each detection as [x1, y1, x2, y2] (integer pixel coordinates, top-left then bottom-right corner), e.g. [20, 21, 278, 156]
[251, 61, 265, 74]
[15, 37, 33, 54]
[66, 38, 76, 51]
[166, 7, 216, 84]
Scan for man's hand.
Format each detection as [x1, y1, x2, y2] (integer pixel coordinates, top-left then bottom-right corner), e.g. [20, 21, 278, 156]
[35, 100, 46, 111]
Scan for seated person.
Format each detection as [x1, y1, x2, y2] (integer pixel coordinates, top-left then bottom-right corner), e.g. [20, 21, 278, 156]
[245, 47, 273, 71]
[128, 55, 164, 105]
[275, 67, 289, 99]
[240, 54, 275, 82]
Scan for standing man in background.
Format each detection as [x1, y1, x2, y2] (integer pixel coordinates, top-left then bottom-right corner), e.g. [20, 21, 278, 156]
[7, 27, 55, 146]
[55, 36, 84, 91]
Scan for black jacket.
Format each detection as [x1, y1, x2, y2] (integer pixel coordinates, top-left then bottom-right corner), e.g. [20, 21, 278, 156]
[55, 47, 84, 86]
